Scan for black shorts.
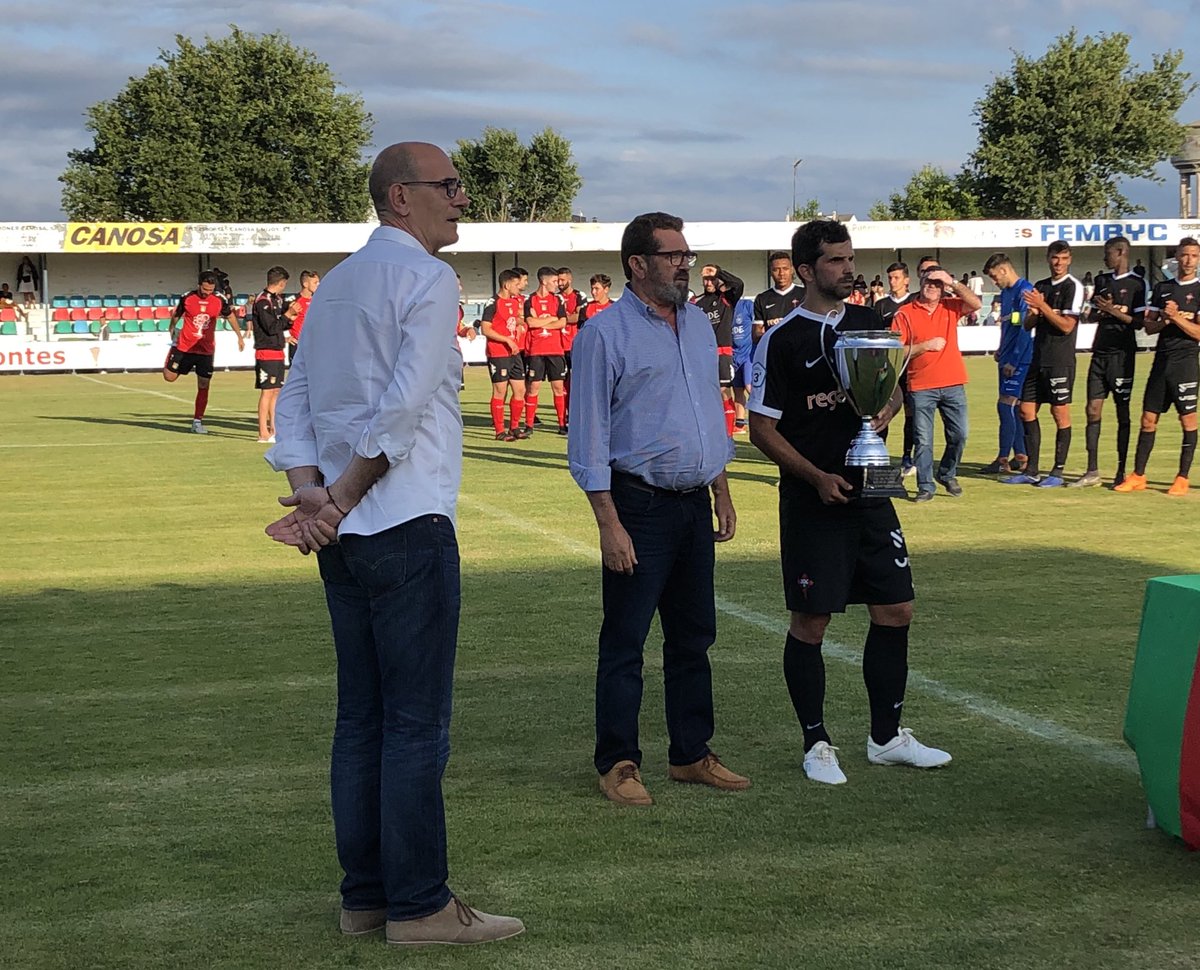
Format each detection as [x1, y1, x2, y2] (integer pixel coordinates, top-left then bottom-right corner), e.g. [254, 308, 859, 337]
[779, 489, 914, 614]
[255, 359, 285, 389]
[1143, 354, 1199, 416]
[717, 354, 734, 387]
[487, 355, 526, 383]
[165, 348, 214, 379]
[1021, 364, 1075, 406]
[527, 354, 567, 382]
[1086, 353, 1135, 403]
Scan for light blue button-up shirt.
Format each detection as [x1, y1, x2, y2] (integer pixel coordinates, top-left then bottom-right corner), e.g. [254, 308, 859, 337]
[568, 287, 734, 492]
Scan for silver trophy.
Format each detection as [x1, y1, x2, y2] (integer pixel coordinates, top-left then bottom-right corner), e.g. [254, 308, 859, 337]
[823, 328, 910, 498]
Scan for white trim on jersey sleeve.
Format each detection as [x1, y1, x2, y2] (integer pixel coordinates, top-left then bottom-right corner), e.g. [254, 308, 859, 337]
[1065, 274, 1084, 316]
[747, 321, 784, 419]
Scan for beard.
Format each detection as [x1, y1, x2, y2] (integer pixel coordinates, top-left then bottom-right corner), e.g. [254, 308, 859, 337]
[645, 266, 689, 306]
[813, 276, 854, 302]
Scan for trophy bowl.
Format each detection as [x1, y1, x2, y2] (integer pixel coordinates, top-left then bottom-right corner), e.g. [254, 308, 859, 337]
[823, 328, 910, 498]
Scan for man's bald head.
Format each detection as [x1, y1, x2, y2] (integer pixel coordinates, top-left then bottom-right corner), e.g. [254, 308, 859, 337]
[369, 142, 446, 216]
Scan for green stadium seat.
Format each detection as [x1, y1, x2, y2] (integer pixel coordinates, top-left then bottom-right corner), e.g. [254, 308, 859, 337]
[89, 321, 102, 335]
[68, 296, 86, 308]
[153, 294, 172, 307]
[72, 320, 89, 334]
[54, 322, 72, 335]
[136, 294, 153, 307]
[102, 294, 120, 308]
[0, 321, 17, 336]
[50, 296, 69, 309]
[157, 320, 171, 332]
[85, 295, 102, 308]
[217, 319, 230, 331]
[141, 320, 159, 333]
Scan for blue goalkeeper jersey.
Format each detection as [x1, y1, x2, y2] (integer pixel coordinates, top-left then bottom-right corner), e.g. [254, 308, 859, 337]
[997, 278, 1034, 371]
[732, 298, 754, 366]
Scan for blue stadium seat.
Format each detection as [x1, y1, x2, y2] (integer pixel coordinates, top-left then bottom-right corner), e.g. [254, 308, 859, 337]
[68, 296, 86, 308]
[50, 296, 69, 309]
[152, 294, 172, 307]
[119, 294, 137, 306]
[102, 294, 120, 308]
[85, 295, 102, 308]
[136, 294, 153, 307]
[234, 293, 250, 306]
[72, 320, 89, 334]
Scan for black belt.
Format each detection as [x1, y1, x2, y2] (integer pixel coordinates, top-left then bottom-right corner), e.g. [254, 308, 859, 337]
[611, 470, 707, 496]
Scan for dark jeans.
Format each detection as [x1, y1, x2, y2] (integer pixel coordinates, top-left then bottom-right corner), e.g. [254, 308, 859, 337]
[316, 514, 460, 922]
[910, 384, 969, 492]
[595, 475, 717, 774]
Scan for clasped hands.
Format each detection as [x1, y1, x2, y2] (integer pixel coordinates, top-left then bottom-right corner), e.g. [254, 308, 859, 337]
[265, 485, 344, 555]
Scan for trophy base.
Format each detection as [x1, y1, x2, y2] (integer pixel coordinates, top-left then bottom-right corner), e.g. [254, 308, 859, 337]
[847, 463, 909, 500]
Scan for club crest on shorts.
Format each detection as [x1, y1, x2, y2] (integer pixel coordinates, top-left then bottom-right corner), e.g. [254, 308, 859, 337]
[797, 573, 814, 598]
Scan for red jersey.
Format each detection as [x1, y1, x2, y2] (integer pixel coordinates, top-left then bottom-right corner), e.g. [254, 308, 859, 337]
[480, 296, 525, 358]
[560, 288, 583, 352]
[525, 293, 566, 356]
[289, 294, 312, 342]
[174, 290, 232, 355]
[581, 299, 613, 324]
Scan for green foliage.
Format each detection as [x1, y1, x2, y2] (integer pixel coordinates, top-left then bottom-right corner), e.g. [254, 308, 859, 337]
[452, 127, 582, 222]
[790, 198, 822, 221]
[874, 165, 982, 221]
[966, 31, 1194, 218]
[60, 28, 373, 222]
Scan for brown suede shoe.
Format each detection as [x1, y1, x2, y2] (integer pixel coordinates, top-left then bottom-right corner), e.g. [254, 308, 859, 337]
[668, 751, 750, 790]
[598, 759, 653, 806]
[340, 906, 387, 936]
[386, 896, 525, 947]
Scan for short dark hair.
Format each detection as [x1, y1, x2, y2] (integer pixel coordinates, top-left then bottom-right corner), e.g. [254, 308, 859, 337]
[512, 266, 528, 277]
[536, 266, 557, 282]
[1047, 240, 1071, 256]
[266, 266, 289, 286]
[983, 253, 1014, 274]
[768, 250, 790, 265]
[590, 273, 612, 287]
[1179, 236, 1200, 252]
[916, 254, 938, 270]
[886, 261, 908, 275]
[299, 270, 318, 284]
[497, 269, 519, 287]
[1104, 236, 1130, 253]
[198, 271, 219, 285]
[620, 211, 684, 281]
[791, 219, 851, 271]
[556, 266, 572, 276]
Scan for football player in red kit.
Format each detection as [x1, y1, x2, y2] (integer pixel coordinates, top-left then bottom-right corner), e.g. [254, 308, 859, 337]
[163, 270, 243, 434]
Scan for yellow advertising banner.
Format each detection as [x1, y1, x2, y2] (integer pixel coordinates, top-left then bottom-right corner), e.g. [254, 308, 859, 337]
[64, 223, 184, 253]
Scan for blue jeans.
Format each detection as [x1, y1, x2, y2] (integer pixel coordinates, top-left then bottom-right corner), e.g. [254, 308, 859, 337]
[910, 384, 969, 492]
[595, 475, 717, 774]
[316, 514, 460, 922]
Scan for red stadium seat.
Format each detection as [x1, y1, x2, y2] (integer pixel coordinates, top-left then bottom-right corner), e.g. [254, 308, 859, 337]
[69, 308, 87, 321]
[52, 308, 69, 322]
[154, 306, 173, 319]
[0, 308, 15, 322]
[137, 307, 154, 320]
[120, 307, 137, 321]
[86, 307, 104, 321]
[103, 307, 120, 320]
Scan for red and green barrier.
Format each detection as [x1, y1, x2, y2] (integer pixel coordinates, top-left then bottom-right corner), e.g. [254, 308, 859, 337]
[1123, 575, 1200, 849]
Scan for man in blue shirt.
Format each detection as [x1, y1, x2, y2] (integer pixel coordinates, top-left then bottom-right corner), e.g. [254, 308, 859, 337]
[982, 253, 1034, 474]
[568, 211, 748, 807]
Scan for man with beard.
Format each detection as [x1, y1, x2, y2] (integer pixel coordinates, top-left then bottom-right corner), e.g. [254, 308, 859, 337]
[748, 219, 951, 786]
[568, 211, 747, 807]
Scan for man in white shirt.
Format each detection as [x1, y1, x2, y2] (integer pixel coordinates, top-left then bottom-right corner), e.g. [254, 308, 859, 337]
[263, 142, 524, 948]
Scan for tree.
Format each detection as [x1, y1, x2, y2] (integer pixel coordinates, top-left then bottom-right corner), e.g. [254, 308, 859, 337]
[451, 127, 582, 222]
[60, 28, 373, 222]
[790, 198, 822, 221]
[965, 31, 1194, 218]
[871, 165, 982, 221]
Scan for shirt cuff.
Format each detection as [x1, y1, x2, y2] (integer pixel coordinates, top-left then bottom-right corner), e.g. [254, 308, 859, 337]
[570, 462, 612, 492]
[356, 425, 408, 465]
[264, 439, 319, 472]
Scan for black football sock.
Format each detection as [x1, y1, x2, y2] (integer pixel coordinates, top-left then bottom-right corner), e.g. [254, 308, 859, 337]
[1180, 429, 1197, 479]
[863, 622, 909, 746]
[1052, 426, 1072, 476]
[902, 408, 914, 461]
[1134, 429, 1155, 476]
[1084, 420, 1101, 473]
[784, 634, 830, 752]
[1115, 400, 1131, 472]
[1023, 419, 1041, 476]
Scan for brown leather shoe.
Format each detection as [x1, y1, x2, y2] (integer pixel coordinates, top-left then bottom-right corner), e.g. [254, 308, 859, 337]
[668, 751, 750, 790]
[340, 906, 387, 935]
[598, 759, 653, 806]
[386, 895, 525, 947]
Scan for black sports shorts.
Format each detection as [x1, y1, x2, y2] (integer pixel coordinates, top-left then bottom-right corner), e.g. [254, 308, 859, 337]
[1142, 354, 1199, 416]
[165, 348, 214, 380]
[1021, 364, 1075, 406]
[1086, 352, 1135, 403]
[255, 358, 285, 389]
[526, 354, 567, 382]
[487, 355, 526, 383]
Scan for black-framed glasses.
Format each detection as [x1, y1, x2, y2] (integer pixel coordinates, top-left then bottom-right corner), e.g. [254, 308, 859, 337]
[398, 178, 465, 199]
[642, 250, 698, 268]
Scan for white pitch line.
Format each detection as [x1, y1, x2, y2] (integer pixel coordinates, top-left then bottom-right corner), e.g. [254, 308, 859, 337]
[76, 374, 241, 412]
[458, 494, 1137, 774]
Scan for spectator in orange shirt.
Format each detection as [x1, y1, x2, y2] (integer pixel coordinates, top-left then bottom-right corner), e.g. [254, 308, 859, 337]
[892, 266, 982, 501]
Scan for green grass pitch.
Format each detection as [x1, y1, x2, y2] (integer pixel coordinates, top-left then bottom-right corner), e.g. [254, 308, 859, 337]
[2, 356, 1198, 970]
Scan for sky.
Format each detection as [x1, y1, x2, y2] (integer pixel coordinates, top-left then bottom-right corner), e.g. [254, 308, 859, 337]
[2, 0, 1199, 224]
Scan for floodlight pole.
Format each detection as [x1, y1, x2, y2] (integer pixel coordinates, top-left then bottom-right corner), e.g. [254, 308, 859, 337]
[791, 158, 803, 221]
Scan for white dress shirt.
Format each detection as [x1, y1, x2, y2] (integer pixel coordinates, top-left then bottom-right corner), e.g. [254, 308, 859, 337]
[266, 226, 463, 536]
